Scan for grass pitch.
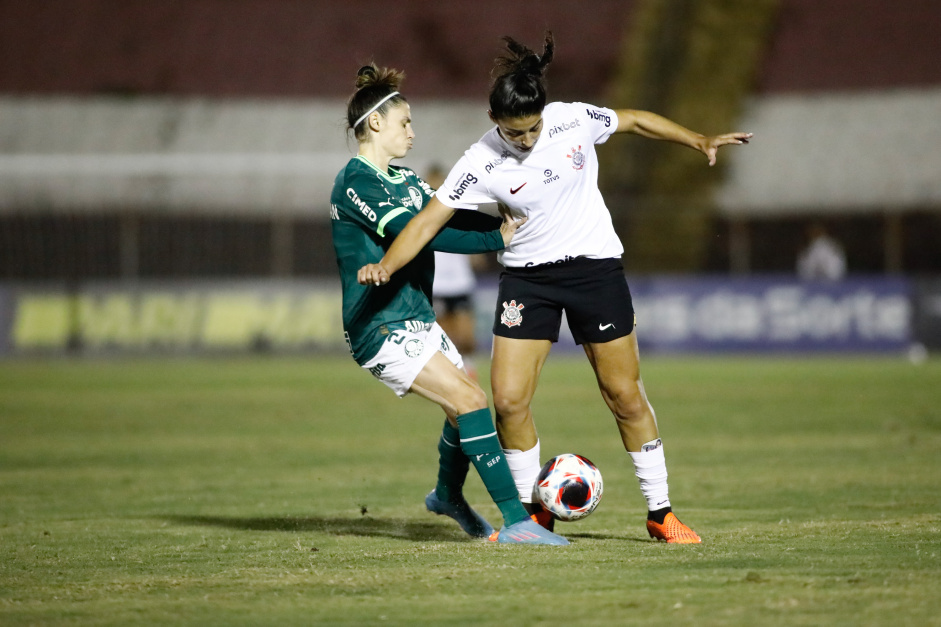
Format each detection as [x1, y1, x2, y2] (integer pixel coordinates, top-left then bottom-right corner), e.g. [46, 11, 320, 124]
[1, 354, 939, 625]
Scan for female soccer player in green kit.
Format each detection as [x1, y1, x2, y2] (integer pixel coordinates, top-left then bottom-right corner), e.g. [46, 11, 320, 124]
[331, 64, 568, 545]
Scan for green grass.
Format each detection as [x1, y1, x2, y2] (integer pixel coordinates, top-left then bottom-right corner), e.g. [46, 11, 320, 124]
[1, 355, 939, 626]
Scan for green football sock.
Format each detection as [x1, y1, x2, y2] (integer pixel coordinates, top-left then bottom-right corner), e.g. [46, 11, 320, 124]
[456, 408, 530, 525]
[434, 419, 469, 503]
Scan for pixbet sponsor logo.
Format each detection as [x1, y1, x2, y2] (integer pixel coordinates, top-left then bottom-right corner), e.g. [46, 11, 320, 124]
[485, 150, 513, 174]
[548, 118, 581, 138]
[447, 173, 478, 202]
[586, 108, 611, 127]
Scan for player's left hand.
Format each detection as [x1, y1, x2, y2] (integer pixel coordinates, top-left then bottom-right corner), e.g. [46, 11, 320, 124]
[358, 263, 390, 286]
[703, 132, 752, 166]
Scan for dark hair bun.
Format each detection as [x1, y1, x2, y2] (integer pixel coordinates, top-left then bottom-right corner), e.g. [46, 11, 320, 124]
[354, 63, 404, 91]
[347, 64, 407, 137]
[496, 32, 554, 78]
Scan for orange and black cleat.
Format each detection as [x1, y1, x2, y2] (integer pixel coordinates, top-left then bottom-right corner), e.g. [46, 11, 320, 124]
[646, 512, 702, 544]
[531, 510, 555, 530]
[525, 502, 555, 531]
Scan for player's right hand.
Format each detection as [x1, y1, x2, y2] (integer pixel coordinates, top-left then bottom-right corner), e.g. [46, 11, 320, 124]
[357, 263, 390, 286]
[499, 210, 528, 247]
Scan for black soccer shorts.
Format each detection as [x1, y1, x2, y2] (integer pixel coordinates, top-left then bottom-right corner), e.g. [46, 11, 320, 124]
[433, 294, 474, 317]
[492, 257, 635, 344]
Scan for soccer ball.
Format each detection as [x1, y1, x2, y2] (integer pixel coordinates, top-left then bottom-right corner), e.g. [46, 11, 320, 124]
[533, 453, 603, 521]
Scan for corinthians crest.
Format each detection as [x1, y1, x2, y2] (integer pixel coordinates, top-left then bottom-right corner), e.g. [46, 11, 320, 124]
[567, 145, 586, 170]
[501, 300, 525, 328]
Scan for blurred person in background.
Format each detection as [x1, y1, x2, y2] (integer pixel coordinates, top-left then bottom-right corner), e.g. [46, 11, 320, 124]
[358, 33, 752, 543]
[426, 164, 486, 382]
[333, 64, 567, 545]
[797, 222, 847, 281]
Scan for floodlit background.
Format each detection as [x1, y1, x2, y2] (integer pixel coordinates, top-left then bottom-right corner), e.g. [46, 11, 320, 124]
[0, 0, 939, 355]
[1, 5, 940, 624]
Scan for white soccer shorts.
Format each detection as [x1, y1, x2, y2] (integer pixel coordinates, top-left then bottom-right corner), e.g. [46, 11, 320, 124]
[361, 321, 464, 397]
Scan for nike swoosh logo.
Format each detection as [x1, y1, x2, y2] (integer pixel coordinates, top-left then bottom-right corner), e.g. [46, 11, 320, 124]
[599, 323, 615, 331]
[510, 183, 527, 194]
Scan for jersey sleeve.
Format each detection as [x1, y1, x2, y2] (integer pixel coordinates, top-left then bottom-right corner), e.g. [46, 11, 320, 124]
[380, 210, 504, 255]
[574, 102, 619, 145]
[433, 157, 494, 210]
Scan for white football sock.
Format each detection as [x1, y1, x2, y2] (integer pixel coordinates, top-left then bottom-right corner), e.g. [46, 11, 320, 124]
[628, 439, 671, 511]
[504, 440, 541, 503]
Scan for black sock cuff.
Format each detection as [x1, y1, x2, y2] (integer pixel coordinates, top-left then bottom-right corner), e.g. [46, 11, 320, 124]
[647, 506, 672, 524]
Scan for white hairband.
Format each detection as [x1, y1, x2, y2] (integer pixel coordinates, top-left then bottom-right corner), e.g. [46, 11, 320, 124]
[353, 91, 400, 130]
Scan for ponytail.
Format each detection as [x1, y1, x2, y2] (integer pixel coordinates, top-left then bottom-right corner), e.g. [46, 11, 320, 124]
[489, 32, 554, 120]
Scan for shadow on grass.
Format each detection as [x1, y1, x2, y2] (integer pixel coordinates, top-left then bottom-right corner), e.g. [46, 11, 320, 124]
[165, 514, 474, 542]
[563, 531, 648, 542]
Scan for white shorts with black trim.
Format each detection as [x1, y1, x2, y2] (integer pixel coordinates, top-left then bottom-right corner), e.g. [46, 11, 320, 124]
[361, 321, 464, 397]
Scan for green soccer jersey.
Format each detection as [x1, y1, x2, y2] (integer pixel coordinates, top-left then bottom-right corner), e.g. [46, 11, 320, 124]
[330, 155, 504, 364]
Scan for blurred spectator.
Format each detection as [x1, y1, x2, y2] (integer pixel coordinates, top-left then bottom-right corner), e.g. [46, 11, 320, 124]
[797, 223, 846, 280]
[427, 164, 484, 380]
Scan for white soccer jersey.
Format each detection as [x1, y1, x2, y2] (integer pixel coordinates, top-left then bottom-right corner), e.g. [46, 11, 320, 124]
[436, 101, 623, 268]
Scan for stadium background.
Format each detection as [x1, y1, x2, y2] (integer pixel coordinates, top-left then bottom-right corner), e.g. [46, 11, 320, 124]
[1, 0, 939, 355]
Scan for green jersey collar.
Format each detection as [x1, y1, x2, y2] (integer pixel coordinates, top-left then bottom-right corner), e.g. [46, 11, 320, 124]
[355, 155, 406, 184]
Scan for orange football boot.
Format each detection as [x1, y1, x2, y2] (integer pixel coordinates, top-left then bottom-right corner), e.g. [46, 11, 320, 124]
[646, 512, 701, 544]
[525, 502, 555, 531]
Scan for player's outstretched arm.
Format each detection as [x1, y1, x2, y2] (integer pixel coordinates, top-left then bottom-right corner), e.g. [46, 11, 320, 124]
[615, 109, 752, 166]
[357, 197, 453, 286]
[357, 198, 527, 286]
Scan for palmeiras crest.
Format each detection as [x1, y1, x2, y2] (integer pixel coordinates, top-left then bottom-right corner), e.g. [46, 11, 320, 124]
[404, 338, 424, 358]
[501, 300, 525, 328]
[408, 186, 424, 211]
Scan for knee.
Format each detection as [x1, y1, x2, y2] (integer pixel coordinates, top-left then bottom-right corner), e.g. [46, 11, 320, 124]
[608, 385, 651, 423]
[492, 388, 529, 423]
[453, 380, 489, 416]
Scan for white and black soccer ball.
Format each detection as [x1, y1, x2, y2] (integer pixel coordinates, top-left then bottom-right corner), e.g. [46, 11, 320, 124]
[533, 453, 603, 521]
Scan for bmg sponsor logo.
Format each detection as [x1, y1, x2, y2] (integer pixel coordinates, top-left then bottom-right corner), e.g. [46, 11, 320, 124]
[447, 172, 478, 202]
[586, 108, 611, 127]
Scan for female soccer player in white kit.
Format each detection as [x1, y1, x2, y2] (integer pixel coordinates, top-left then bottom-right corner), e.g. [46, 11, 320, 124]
[358, 34, 751, 543]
